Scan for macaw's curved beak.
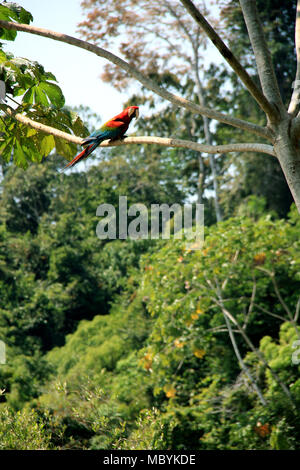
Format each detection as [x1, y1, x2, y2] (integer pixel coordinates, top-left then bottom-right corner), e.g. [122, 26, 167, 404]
[135, 108, 139, 119]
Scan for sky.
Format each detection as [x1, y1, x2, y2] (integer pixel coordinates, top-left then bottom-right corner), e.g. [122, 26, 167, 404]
[5, 0, 123, 122]
[2, 0, 223, 181]
[3, 0, 223, 136]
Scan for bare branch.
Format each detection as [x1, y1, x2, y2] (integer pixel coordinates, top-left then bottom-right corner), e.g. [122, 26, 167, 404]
[212, 291, 296, 410]
[221, 249, 240, 290]
[0, 20, 273, 141]
[239, 0, 284, 118]
[163, 0, 195, 43]
[214, 280, 267, 406]
[256, 267, 300, 341]
[161, 0, 223, 220]
[204, 275, 295, 409]
[179, 0, 277, 120]
[289, 0, 300, 116]
[253, 303, 287, 323]
[107, 137, 276, 157]
[242, 275, 256, 329]
[4, 105, 276, 157]
[295, 296, 300, 322]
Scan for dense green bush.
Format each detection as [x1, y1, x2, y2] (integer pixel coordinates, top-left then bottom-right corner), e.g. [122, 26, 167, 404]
[0, 405, 52, 449]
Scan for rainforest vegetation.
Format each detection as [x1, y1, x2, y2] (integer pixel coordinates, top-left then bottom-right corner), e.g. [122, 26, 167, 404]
[0, 0, 299, 450]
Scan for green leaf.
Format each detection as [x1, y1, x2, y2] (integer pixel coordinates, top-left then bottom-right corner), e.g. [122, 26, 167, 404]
[0, 3, 32, 40]
[38, 82, 65, 108]
[22, 139, 40, 162]
[13, 139, 27, 168]
[26, 127, 37, 137]
[0, 49, 7, 63]
[0, 2, 33, 24]
[54, 136, 77, 159]
[22, 87, 35, 104]
[69, 110, 89, 137]
[0, 26, 17, 42]
[34, 85, 50, 107]
[38, 134, 55, 157]
[43, 71, 57, 82]
[0, 135, 13, 162]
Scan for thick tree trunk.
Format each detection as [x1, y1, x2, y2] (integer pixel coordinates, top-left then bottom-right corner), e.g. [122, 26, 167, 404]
[274, 118, 300, 213]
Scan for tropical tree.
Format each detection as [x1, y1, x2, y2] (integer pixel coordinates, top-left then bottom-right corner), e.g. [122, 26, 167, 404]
[0, 0, 299, 214]
[213, 0, 296, 217]
[78, 0, 223, 220]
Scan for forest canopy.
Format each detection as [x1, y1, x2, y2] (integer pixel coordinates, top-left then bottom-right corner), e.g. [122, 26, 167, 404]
[0, 0, 299, 451]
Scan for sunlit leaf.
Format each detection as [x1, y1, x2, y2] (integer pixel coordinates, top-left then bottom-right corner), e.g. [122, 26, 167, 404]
[38, 134, 55, 157]
[0, 2, 33, 24]
[38, 82, 65, 108]
[13, 139, 27, 168]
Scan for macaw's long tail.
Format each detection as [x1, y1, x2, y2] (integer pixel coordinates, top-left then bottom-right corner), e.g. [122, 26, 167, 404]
[62, 139, 100, 170]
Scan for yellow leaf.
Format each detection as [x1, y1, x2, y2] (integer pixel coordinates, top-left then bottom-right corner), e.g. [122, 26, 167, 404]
[191, 312, 199, 320]
[193, 348, 206, 359]
[174, 339, 184, 348]
[139, 352, 153, 371]
[163, 384, 176, 398]
[253, 252, 266, 265]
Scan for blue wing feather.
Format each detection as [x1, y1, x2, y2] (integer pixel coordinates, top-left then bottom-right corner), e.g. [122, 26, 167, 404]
[82, 128, 121, 146]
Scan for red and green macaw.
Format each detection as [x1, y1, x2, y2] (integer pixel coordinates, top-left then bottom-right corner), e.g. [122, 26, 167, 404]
[63, 105, 139, 170]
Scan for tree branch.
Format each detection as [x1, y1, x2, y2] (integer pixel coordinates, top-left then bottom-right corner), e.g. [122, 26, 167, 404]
[239, 0, 284, 119]
[295, 295, 300, 322]
[0, 19, 273, 141]
[209, 275, 267, 406]
[4, 105, 276, 157]
[165, 0, 223, 220]
[107, 137, 276, 157]
[242, 275, 256, 329]
[253, 303, 286, 323]
[212, 289, 296, 409]
[256, 267, 300, 341]
[214, 281, 267, 406]
[178, 0, 277, 120]
[203, 273, 295, 409]
[4, 106, 82, 144]
[289, 0, 300, 116]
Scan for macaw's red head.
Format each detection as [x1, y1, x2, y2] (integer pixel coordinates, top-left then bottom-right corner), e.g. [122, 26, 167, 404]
[124, 106, 139, 120]
[110, 106, 139, 124]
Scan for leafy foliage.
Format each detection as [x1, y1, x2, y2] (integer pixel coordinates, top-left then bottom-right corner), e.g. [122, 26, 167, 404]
[0, 0, 299, 452]
[0, 405, 52, 449]
[0, 2, 88, 168]
[0, 2, 33, 41]
[16, 204, 298, 450]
